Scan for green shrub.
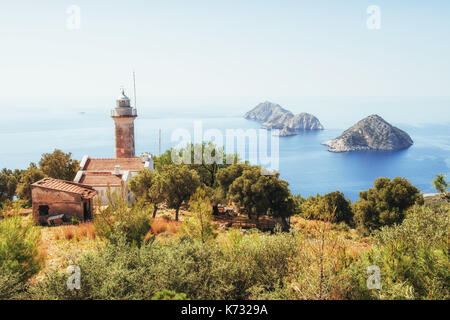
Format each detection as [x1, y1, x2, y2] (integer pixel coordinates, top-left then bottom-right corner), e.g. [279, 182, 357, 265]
[32, 203, 449, 300]
[300, 191, 354, 226]
[219, 228, 298, 299]
[338, 203, 449, 300]
[0, 216, 42, 299]
[32, 236, 229, 300]
[0, 268, 28, 300]
[353, 177, 423, 234]
[0, 216, 42, 280]
[32, 230, 300, 300]
[179, 187, 217, 243]
[151, 289, 188, 300]
[94, 187, 152, 246]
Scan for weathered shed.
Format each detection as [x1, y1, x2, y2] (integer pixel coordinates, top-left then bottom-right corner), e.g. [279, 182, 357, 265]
[31, 178, 97, 225]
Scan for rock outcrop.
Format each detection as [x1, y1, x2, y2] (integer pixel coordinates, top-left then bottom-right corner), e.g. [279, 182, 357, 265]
[244, 101, 324, 135]
[272, 126, 297, 137]
[323, 114, 413, 152]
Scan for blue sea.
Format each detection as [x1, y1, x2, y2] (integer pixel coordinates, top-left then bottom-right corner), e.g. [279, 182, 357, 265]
[1, 97, 449, 202]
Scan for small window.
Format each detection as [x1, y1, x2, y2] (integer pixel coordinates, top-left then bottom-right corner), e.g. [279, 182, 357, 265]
[38, 205, 49, 216]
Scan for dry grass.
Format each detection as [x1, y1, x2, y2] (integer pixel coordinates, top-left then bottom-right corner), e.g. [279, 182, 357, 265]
[291, 216, 371, 257]
[2, 208, 32, 217]
[150, 217, 181, 235]
[143, 217, 182, 242]
[53, 222, 97, 241]
[33, 221, 106, 282]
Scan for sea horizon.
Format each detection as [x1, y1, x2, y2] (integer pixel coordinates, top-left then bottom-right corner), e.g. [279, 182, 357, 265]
[1, 96, 449, 202]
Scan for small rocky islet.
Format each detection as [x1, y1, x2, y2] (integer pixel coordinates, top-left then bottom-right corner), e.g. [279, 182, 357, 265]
[244, 103, 413, 152]
[323, 114, 414, 152]
[244, 101, 324, 136]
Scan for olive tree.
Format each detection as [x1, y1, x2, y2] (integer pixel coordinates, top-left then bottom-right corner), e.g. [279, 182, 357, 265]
[157, 165, 201, 221]
[300, 191, 354, 226]
[228, 166, 295, 229]
[16, 163, 45, 203]
[129, 169, 165, 218]
[0, 169, 22, 204]
[39, 149, 80, 181]
[353, 177, 423, 234]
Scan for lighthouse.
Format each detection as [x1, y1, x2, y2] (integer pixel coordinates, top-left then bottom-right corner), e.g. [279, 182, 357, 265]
[72, 87, 152, 205]
[111, 88, 137, 158]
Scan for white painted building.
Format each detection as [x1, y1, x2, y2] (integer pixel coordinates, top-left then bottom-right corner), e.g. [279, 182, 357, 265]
[74, 155, 154, 204]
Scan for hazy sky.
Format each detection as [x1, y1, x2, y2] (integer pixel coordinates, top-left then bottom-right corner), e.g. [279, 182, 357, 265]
[1, 0, 449, 105]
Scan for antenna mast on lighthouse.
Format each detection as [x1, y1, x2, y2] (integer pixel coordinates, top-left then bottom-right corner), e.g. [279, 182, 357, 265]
[133, 70, 137, 112]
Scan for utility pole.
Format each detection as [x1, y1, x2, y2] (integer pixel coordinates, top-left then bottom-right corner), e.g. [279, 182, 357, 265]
[158, 128, 161, 156]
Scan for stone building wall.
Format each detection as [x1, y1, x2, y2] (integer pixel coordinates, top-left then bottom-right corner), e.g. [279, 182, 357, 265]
[31, 187, 90, 225]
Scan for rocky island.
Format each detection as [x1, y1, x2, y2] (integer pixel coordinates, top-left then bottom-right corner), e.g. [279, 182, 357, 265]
[323, 114, 413, 152]
[244, 101, 324, 136]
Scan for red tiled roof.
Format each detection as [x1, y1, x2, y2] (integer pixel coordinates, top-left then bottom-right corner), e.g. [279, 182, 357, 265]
[79, 172, 124, 186]
[83, 158, 144, 171]
[32, 178, 97, 199]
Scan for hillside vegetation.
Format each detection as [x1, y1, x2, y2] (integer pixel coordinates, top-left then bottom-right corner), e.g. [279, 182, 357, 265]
[0, 147, 448, 300]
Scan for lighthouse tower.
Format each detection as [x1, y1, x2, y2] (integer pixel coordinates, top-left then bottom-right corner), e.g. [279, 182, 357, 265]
[111, 89, 137, 158]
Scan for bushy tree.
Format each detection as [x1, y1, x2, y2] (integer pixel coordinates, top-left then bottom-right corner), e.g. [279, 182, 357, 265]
[228, 166, 267, 219]
[156, 142, 237, 187]
[156, 165, 201, 221]
[129, 169, 155, 201]
[300, 191, 354, 226]
[39, 149, 80, 181]
[0, 168, 22, 204]
[292, 194, 305, 212]
[0, 216, 42, 283]
[254, 174, 296, 228]
[94, 186, 152, 246]
[129, 169, 164, 218]
[180, 187, 217, 243]
[16, 163, 45, 203]
[185, 142, 226, 187]
[213, 163, 251, 214]
[216, 163, 251, 199]
[228, 166, 295, 228]
[433, 174, 448, 194]
[321, 191, 353, 225]
[353, 177, 423, 234]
